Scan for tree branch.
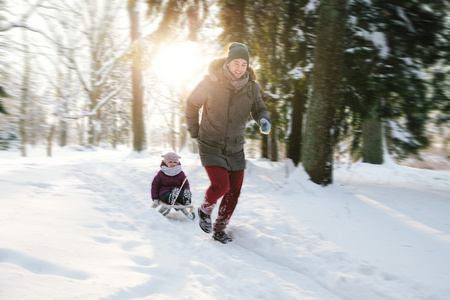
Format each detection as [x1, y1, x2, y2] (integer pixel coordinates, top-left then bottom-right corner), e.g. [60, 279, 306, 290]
[62, 73, 131, 119]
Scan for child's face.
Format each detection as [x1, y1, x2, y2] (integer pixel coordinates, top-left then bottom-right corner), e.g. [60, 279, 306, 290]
[167, 161, 177, 168]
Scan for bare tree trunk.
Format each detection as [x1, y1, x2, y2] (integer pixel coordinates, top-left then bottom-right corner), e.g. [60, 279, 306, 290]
[87, 87, 99, 145]
[302, 0, 348, 186]
[128, 1, 146, 152]
[59, 119, 68, 147]
[47, 124, 56, 157]
[77, 121, 84, 145]
[179, 115, 187, 152]
[54, 37, 68, 148]
[170, 112, 176, 151]
[20, 29, 30, 157]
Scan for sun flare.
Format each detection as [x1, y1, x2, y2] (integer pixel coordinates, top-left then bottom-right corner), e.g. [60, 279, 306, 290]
[152, 41, 208, 91]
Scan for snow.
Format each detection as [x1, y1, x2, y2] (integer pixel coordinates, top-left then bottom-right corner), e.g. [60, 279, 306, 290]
[396, 7, 415, 33]
[289, 63, 313, 80]
[304, 0, 320, 13]
[389, 119, 420, 146]
[370, 31, 389, 58]
[1, 146, 449, 300]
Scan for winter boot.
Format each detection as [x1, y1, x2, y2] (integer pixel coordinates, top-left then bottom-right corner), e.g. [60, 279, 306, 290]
[159, 206, 171, 216]
[183, 189, 192, 205]
[212, 231, 232, 244]
[198, 208, 212, 233]
[168, 188, 180, 205]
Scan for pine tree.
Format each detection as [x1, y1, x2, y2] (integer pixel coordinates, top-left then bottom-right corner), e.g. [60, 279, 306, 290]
[302, 0, 348, 185]
[218, 0, 247, 43]
[340, 0, 448, 162]
[283, 0, 317, 166]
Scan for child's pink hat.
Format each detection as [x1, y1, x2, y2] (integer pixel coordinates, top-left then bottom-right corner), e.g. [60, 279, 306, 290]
[161, 152, 181, 163]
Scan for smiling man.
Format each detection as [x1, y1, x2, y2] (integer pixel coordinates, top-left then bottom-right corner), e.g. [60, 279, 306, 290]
[225, 43, 249, 79]
[185, 42, 272, 244]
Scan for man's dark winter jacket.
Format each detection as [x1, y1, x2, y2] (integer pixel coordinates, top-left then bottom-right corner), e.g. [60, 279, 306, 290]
[151, 161, 190, 200]
[186, 58, 271, 171]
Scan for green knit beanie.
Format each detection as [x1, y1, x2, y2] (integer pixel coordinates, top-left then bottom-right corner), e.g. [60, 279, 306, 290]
[226, 43, 250, 65]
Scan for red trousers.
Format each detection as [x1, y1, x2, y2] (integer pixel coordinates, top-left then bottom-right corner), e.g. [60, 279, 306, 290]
[201, 166, 244, 232]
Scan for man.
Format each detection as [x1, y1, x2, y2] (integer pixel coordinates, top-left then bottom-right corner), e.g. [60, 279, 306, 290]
[185, 43, 271, 243]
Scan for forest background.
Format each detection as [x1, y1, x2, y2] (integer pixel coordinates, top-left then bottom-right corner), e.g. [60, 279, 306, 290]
[1, 0, 449, 186]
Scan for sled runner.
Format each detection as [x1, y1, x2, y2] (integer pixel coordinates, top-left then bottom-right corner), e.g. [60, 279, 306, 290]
[157, 176, 195, 220]
[155, 202, 196, 220]
[151, 185, 196, 220]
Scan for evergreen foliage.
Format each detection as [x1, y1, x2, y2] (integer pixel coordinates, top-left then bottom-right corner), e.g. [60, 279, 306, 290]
[1, 0, 448, 187]
[338, 0, 448, 161]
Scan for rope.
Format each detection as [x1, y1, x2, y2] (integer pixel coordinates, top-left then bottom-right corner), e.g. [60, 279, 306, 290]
[168, 154, 201, 211]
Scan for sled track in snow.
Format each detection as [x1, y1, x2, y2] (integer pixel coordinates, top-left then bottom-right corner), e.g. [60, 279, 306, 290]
[68, 159, 436, 300]
[71, 161, 154, 219]
[72, 161, 337, 297]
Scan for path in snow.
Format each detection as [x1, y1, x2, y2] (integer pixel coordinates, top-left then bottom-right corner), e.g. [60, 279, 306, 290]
[68, 156, 341, 300]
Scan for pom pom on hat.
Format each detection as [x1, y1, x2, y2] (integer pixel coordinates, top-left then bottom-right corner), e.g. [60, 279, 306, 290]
[161, 152, 181, 164]
[226, 43, 250, 65]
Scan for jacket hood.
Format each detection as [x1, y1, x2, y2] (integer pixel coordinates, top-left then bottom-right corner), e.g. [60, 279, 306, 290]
[208, 58, 256, 83]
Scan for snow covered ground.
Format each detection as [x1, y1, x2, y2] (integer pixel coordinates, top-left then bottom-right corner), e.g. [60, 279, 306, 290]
[0, 146, 449, 300]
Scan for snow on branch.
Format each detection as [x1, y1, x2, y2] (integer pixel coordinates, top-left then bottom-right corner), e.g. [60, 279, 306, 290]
[396, 7, 415, 33]
[0, 0, 47, 32]
[95, 44, 131, 88]
[63, 73, 131, 120]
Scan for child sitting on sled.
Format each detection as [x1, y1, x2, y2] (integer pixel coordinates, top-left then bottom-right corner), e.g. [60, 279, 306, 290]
[151, 152, 192, 217]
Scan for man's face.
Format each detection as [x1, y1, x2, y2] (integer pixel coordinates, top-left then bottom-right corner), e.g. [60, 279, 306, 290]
[227, 58, 248, 79]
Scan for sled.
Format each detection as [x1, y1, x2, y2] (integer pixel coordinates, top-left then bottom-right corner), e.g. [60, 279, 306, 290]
[152, 201, 196, 220]
[151, 162, 198, 221]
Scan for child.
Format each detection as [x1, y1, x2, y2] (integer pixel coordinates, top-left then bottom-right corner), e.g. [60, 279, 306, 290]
[151, 152, 192, 216]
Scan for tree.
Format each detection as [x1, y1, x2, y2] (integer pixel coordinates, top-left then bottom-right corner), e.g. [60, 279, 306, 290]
[34, 0, 131, 147]
[250, 0, 284, 161]
[229, 0, 318, 163]
[71, 0, 129, 145]
[0, 86, 16, 150]
[217, 0, 284, 160]
[0, 0, 46, 33]
[302, 0, 348, 185]
[338, 0, 449, 163]
[19, 29, 30, 157]
[218, 0, 247, 42]
[282, 0, 317, 166]
[1, 0, 48, 152]
[128, 0, 146, 152]
[0, 86, 9, 114]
